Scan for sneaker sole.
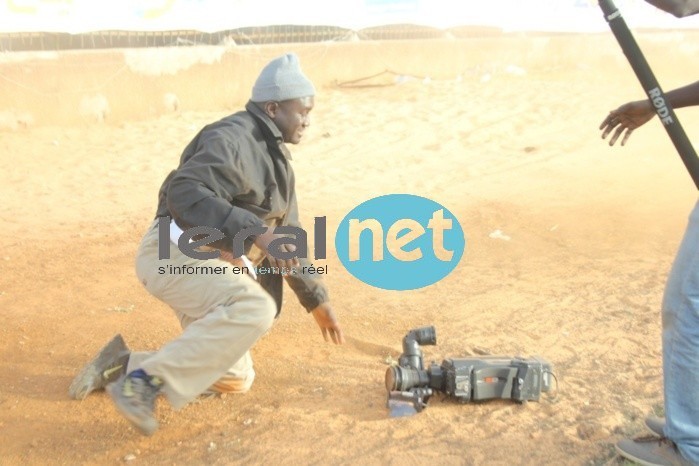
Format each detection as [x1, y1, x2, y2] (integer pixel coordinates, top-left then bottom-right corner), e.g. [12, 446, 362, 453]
[615, 441, 658, 466]
[615, 438, 690, 466]
[68, 334, 129, 400]
[614, 440, 658, 466]
[106, 380, 159, 436]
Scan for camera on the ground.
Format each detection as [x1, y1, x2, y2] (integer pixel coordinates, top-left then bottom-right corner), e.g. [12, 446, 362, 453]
[385, 326, 553, 414]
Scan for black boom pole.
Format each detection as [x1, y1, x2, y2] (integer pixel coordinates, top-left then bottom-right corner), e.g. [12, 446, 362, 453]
[599, 0, 699, 190]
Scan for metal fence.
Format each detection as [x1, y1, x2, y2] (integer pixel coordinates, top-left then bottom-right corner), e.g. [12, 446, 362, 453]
[0, 24, 503, 52]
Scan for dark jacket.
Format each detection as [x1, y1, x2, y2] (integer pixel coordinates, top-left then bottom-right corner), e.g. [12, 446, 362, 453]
[155, 101, 328, 313]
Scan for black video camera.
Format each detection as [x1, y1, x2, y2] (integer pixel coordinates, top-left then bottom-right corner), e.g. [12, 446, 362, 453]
[385, 326, 553, 414]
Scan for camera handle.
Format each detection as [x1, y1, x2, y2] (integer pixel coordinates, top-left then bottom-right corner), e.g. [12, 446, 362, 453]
[386, 388, 434, 417]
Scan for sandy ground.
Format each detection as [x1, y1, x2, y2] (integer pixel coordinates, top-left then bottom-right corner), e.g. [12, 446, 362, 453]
[2, 34, 699, 465]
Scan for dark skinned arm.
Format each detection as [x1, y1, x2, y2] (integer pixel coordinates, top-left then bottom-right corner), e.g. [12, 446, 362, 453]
[600, 80, 699, 146]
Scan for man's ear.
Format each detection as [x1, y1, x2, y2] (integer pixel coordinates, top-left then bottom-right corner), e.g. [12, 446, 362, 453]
[263, 101, 279, 118]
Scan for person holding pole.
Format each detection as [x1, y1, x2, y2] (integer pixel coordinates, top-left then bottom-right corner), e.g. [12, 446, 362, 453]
[600, 2, 699, 464]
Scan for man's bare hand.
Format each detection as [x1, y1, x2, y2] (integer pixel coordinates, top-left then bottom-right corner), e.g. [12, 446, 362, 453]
[311, 303, 344, 344]
[600, 100, 655, 146]
[253, 228, 300, 271]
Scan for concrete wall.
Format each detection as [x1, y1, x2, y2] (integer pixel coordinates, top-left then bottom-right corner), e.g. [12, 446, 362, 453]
[1, 31, 697, 128]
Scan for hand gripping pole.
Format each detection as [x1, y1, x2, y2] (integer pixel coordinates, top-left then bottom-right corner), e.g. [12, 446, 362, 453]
[599, 0, 699, 190]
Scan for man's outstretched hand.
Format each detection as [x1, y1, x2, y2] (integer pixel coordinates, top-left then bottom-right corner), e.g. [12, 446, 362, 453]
[600, 100, 655, 146]
[311, 303, 344, 344]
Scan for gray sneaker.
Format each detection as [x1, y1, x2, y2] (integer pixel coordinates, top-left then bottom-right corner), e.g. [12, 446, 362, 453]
[68, 334, 130, 400]
[616, 436, 692, 466]
[646, 416, 667, 438]
[107, 369, 163, 436]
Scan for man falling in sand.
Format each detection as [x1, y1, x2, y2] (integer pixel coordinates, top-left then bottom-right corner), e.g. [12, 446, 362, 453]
[69, 53, 344, 435]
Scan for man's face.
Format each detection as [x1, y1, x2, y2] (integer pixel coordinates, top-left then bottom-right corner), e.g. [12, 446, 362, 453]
[266, 96, 314, 144]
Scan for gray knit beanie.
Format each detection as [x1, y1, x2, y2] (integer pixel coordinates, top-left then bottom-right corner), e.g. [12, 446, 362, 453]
[251, 53, 316, 102]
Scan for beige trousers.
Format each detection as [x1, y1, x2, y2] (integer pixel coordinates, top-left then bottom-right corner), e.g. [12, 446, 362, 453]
[129, 220, 276, 409]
